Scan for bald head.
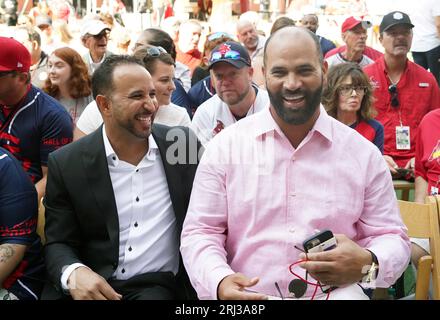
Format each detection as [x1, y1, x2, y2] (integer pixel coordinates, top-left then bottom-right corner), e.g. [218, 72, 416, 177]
[264, 26, 322, 67]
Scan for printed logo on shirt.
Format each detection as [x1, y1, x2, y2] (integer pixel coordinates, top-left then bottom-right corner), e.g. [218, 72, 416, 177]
[213, 120, 225, 136]
[369, 76, 380, 90]
[428, 140, 440, 163]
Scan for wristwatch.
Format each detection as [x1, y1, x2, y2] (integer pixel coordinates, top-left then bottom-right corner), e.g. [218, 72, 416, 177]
[364, 250, 379, 285]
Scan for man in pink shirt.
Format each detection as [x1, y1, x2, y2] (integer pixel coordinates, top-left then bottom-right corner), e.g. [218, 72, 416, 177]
[180, 27, 410, 300]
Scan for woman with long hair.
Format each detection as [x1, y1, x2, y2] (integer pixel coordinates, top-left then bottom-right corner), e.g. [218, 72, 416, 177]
[43, 47, 93, 124]
[322, 62, 384, 153]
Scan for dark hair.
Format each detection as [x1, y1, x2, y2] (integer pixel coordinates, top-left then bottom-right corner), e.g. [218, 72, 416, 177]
[43, 47, 91, 99]
[264, 26, 323, 66]
[92, 55, 143, 100]
[132, 47, 175, 75]
[322, 63, 376, 121]
[139, 28, 177, 61]
[270, 16, 295, 35]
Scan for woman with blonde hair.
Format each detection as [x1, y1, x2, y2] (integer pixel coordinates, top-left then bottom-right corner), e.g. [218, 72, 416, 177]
[43, 47, 93, 124]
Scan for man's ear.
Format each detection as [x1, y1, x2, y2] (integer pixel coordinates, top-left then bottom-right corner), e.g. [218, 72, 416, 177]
[322, 59, 328, 75]
[96, 95, 111, 116]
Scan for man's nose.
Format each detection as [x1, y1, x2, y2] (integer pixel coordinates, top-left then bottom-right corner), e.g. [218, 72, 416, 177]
[284, 73, 301, 90]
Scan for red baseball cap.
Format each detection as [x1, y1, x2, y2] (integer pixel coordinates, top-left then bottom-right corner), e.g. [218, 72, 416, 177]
[341, 16, 372, 33]
[0, 37, 31, 73]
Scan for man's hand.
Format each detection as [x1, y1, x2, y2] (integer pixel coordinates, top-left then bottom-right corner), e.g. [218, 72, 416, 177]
[217, 273, 268, 300]
[68, 267, 122, 300]
[404, 157, 415, 177]
[298, 234, 372, 287]
[383, 155, 398, 174]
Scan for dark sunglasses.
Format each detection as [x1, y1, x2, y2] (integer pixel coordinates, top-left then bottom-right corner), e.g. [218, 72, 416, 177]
[388, 84, 399, 107]
[207, 32, 234, 41]
[146, 46, 167, 57]
[92, 30, 109, 39]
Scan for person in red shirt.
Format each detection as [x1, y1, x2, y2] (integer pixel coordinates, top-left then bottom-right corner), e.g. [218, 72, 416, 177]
[364, 11, 440, 179]
[415, 109, 440, 202]
[176, 20, 202, 74]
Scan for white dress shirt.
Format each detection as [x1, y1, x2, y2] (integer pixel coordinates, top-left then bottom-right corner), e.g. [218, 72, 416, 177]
[61, 126, 179, 289]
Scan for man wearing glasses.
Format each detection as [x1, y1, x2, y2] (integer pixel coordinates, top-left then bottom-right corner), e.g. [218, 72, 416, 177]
[190, 41, 269, 146]
[364, 11, 440, 179]
[80, 19, 112, 75]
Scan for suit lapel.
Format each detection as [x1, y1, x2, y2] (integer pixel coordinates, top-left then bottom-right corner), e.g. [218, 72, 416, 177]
[81, 127, 120, 250]
[152, 126, 185, 233]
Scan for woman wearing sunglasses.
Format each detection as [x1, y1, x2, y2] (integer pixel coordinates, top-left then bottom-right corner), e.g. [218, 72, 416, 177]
[322, 63, 384, 153]
[43, 47, 93, 124]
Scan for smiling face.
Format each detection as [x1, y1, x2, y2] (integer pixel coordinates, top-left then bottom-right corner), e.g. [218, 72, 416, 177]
[380, 25, 413, 58]
[48, 53, 72, 88]
[84, 30, 109, 60]
[264, 29, 325, 126]
[106, 64, 158, 141]
[151, 60, 176, 106]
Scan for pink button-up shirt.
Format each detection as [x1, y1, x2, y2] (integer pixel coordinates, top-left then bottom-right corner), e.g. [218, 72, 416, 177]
[181, 107, 410, 299]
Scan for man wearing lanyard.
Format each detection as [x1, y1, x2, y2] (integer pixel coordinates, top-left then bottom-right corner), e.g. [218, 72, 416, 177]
[0, 37, 73, 201]
[190, 41, 269, 147]
[364, 11, 440, 180]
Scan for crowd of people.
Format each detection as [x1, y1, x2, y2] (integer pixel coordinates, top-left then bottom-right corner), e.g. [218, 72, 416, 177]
[1, 0, 440, 301]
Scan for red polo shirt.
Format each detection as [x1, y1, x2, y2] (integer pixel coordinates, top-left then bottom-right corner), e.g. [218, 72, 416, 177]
[364, 57, 440, 168]
[415, 109, 440, 194]
[176, 47, 202, 75]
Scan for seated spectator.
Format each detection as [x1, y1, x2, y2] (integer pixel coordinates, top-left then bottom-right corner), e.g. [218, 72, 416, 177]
[299, 13, 336, 56]
[176, 20, 202, 74]
[364, 11, 440, 180]
[0, 147, 45, 300]
[134, 28, 191, 94]
[190, 41, 269, 146]
[236, 19, 266, 60]
[187, 75, 215, 112]
[322, 63, 384, 153]
[80, 19, 112, 75]
[74, 46, 191, 140]
[191, 32, 234, 86]
[325, 16, 374, 68]
[13, 26, 49, 88]
[325, 46, 383, 61]
[0, 37, 73, 201]
[43, 47, 93, 124]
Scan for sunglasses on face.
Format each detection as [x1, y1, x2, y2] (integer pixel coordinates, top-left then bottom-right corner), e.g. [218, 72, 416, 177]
[146, 46, 167, 57]
[207, 32, 234, 41]
[210, 50, 243, 63]
[388, 84, 399, 107]
[92, 31, 109, 39]
[339, 85, 367, 97]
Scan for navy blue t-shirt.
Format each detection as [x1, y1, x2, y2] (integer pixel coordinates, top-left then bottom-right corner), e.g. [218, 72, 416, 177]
[0, 85, 73, 183]
[188, 75, 215, 112]
[171, 79, 192, 118]
[0, 147, 44, 300]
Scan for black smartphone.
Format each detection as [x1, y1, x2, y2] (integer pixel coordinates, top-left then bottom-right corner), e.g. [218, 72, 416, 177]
[302, 230, 338, 293]
[303, 230, 337, 253]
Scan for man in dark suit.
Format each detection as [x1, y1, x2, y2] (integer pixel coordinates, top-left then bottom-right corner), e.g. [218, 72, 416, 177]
[43, 55, 201, 300]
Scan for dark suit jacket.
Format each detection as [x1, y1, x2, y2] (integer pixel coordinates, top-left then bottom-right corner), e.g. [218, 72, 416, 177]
[42, 124, 201, 299]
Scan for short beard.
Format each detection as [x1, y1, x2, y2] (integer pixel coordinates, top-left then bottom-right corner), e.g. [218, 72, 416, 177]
[268, 84, 322, 125]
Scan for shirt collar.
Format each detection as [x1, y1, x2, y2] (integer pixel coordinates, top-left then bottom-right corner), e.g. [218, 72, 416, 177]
[254, 105, 333, 143]
[102, 125, 158, 167]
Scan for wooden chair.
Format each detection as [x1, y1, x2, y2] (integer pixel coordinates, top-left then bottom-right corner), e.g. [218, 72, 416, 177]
[398, 197, 440, 299]
[37, 197, 46, 245]
[393, 180, 415, 201]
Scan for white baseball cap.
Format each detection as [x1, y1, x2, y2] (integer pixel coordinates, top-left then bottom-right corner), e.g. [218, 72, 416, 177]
[80, 20, 110, 38]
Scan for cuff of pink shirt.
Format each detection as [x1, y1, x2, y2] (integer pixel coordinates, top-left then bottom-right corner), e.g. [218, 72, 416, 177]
[365, 246, 399, 288]
[209, 267, 235, 300]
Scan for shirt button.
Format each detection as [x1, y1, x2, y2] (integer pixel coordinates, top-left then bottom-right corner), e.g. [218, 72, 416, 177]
[128, 246, 132, 252]
[112, 156, 116, 161]
[136, 169, 139, 173]
[121, 268, 125, 274]
[134, 222, 138, 227]
[136, 196, 139, 202]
